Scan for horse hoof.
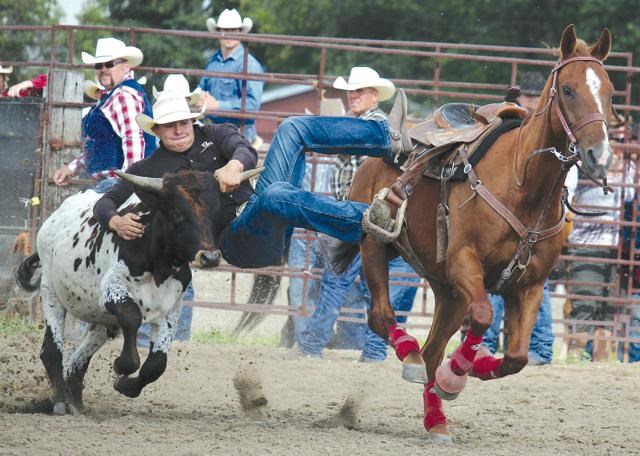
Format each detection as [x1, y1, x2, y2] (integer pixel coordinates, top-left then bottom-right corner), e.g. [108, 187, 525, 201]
[433, 382, 460, 401]
[429, 430, 453, 445]
[52, 402, 66, 415]
[434, 360, 467, 400]
[402, 363, 428, 384]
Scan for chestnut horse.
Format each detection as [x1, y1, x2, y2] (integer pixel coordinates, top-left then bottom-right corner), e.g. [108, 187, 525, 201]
[346, 25, 614, 443]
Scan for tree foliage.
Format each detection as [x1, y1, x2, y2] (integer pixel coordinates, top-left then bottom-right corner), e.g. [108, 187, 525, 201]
[0, 0, 62, 81]
[6, 0, 640, 106]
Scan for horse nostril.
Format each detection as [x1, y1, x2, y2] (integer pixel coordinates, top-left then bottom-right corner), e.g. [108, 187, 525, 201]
[586, 148, 597, 165]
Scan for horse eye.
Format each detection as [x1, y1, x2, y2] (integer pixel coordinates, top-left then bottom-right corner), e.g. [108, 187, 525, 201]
[562, 86, 572, 96]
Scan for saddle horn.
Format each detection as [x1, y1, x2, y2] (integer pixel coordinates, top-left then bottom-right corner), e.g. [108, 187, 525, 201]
[115, 170, 164, 193]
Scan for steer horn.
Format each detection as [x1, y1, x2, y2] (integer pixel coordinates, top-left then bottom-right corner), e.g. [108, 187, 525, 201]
[115, 170, 164, 193]
[240, 167, 265, 181]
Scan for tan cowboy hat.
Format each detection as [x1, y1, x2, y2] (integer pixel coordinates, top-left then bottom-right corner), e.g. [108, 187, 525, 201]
[152, 74, 202, 101]
[333, 67, 396, 102]
[206, 9, 253, 33]
[136, 94, 205, 136]
[0, 65, 13, 74]
[81, 37, 144, 68]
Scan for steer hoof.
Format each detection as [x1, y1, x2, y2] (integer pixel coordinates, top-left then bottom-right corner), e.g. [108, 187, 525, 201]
[434, 360, 467, 401]
[114, 376, 142, 398]
[52, 402, 66, 416]
[113, 355, 139, 376]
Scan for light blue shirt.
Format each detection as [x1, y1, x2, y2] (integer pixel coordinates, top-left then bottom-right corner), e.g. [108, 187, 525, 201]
[198, 44, 264, 142]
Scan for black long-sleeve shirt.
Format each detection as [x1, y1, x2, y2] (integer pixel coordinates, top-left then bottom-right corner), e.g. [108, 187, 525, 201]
[94, 123, 258, 236]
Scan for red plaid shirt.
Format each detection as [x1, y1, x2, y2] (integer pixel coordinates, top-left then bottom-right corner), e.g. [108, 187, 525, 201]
[68, 75, 147, 179]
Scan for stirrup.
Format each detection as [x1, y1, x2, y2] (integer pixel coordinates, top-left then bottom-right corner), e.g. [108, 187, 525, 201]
[362, 188, 407, 243]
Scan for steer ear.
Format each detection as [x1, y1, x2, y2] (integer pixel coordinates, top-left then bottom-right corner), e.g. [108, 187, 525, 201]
[115, 170, 164, 193]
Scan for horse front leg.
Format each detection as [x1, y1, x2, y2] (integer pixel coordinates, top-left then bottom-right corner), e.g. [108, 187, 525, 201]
[436, 249, 494, 397]
[360, 238, 426, 384]
[472, 285, 543, 379]
[114, 304, 179, 398]
[419, 282, 469, 443]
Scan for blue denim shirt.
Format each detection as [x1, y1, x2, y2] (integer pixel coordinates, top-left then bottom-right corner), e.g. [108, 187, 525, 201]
[198, 44, 264, 129]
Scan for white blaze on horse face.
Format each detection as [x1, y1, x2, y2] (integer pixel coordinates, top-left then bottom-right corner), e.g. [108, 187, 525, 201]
[586, 67, 611, 166]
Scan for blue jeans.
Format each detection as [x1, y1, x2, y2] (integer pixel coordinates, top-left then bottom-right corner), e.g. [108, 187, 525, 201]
[299, 253, 419, 361]
[93, 177, 119, 193]
[137, 282, 194, 348]
[629, 297, 640, 363]
[221, 116, 391, 268]
[483, 281, 554, 363]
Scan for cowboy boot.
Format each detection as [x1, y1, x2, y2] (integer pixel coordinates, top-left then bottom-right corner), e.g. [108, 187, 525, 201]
[363, 90, 413, 241]
[388, 89, 412, 158]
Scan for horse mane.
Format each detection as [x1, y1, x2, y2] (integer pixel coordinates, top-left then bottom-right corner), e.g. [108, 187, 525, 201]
[552, 39, 590, 58]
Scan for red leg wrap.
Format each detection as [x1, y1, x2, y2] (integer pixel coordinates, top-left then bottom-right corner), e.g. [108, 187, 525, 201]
[388, 325, 420, 361]
[449, 332, 483, 375]
[471, 353, 503, 380]
[423, 381, 447, 431]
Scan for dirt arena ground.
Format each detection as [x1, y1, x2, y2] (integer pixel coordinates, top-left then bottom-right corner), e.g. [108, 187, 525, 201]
[1, 328, 640, 456]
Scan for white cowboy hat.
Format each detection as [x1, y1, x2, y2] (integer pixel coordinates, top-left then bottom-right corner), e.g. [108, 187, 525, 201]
[333, 67, 396, 102]
[152, 74, 201, 100]
[0, 65, 13, 74]
[206, 9, 253, 33]
[81, 37, 144, 68]
[136, 94, 205, 136]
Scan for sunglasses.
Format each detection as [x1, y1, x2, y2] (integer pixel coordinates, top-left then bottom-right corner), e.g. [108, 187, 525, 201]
[94, 59, 126, 70]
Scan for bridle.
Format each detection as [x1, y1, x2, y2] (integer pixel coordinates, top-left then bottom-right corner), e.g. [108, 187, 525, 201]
[546, 56, 608, 145]
[516, 55, 612, 194]
[463, 56, 612, 292]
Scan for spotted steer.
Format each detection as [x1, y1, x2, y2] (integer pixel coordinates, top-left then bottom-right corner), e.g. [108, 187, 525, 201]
[16, 169, 259, 414]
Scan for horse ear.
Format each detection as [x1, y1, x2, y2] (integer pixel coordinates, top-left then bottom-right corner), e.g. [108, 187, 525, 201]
[591, 28, 612, 61]
[560, 24, 577, 58]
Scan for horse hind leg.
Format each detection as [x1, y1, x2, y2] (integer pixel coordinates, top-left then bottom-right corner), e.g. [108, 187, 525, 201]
[39, 285, 67, 415]
[64, 324, 108, 413]
[361, 239, 426, 384]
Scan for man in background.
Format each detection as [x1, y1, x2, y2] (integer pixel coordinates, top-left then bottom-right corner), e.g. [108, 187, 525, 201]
[197, 8, 264, 144]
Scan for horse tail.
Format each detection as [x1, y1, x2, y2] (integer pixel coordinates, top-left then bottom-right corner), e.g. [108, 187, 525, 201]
[15, 253, 41, 292]
[331, 241, 360, 275]
[231, 273, 282, 338]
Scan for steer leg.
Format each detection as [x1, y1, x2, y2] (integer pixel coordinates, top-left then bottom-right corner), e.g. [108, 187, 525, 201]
[361, 239, 426, 384]
[114, 305, 179, 398]
[39, 284, 68, 415]
[105, 294, 142, 376]
[65, 324, 108, 413]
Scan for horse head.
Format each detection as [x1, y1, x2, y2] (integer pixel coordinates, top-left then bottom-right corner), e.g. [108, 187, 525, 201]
[551, 24, 614, 180]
